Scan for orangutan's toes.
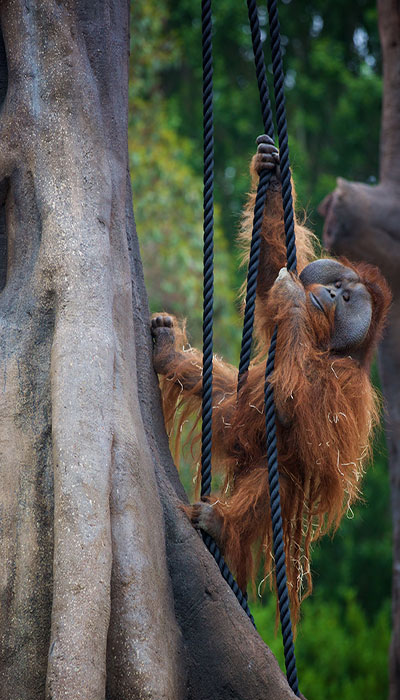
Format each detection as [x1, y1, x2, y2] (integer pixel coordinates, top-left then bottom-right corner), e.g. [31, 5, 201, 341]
[189, 501, 223, 544]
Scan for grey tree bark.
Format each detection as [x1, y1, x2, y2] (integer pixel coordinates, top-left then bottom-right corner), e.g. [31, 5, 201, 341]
[0, 1, 301, 698]
[318, 1, 400, 698]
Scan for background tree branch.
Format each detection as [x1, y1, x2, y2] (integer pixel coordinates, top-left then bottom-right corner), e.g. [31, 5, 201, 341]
[318, 2, 400, 697]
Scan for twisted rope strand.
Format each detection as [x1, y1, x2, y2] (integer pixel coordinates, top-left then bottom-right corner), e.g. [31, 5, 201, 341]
[238, 0, 275, 386]
[264, 0, 299, 694]
[202, 531, 256, 625]
[238, 168, 271, 385]
[264, 329, 299, 695]
[201, 0, 214, 499]
[200, 0, 255, 625]
[199, 4, 302, 671]
[268, 0, 297, 272]
[247, 0, 274, 138]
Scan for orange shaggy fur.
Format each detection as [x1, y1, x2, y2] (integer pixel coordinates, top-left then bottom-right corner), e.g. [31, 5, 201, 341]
[155, 156, 391, 625]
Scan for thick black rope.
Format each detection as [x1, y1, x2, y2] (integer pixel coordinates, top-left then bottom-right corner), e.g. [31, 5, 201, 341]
[268, 0, 297, 272]
[200, 3, 302, 683]
[201, 0, 214, 500]
[200, 0, 255, 627]
[238, 0, 274, 386]
[239, 0, 299, 693]
[263, 0, 299, 694]
[264, 330, 299, 695]
[247, 0, 274, 136]
[237, 171, 270, 388]
[201, 531, 255, 624]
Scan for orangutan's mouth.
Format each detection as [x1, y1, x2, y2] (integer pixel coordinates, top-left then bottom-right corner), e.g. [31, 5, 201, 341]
[309, 292, 325, 313]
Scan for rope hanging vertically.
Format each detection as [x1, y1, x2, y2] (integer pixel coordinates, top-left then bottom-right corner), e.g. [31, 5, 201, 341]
[238, 0, 275, 386]
[237, 0, 300, 693]
[200, 0, 255, 626]
[201, 0, 214, 500]
[199, 2, 301, 691]
[262, 0, 299, 694]
[268, 0, 297, 271]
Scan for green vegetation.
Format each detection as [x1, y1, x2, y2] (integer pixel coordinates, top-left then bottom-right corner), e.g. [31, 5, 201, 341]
[254, 591, 390, 699]
[130, 0, 241, 360]
[130, 1, 391, 696]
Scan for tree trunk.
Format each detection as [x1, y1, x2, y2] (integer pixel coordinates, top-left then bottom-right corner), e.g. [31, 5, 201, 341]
[0, 1, 301, 698]
[318, 1, 400, 697]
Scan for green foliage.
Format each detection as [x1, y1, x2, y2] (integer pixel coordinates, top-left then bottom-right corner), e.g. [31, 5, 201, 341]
[161, 0, 382, 242]
[130, 110, 241, 358]
[130, 0, 241, 360]
[311, 424, 391, 617]
[253, 591, 390, 699]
